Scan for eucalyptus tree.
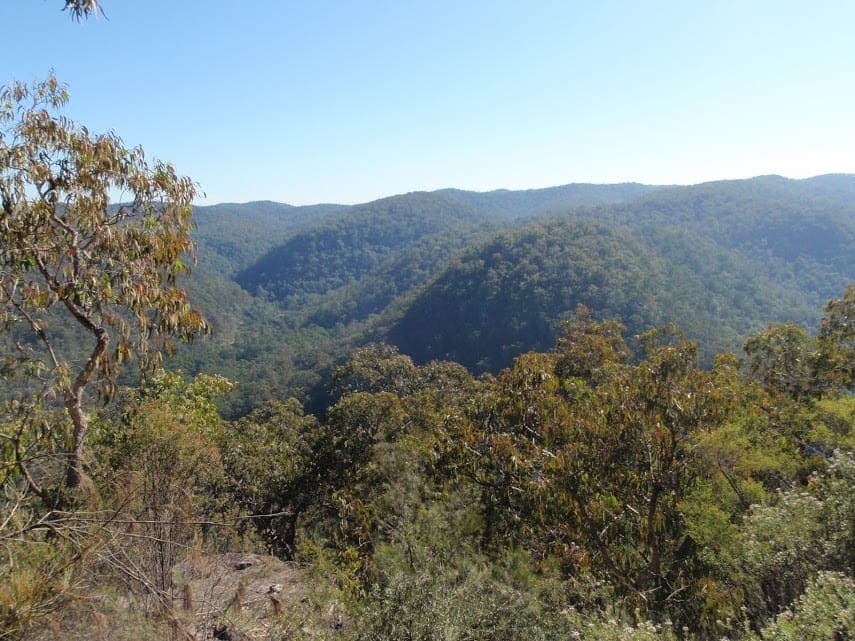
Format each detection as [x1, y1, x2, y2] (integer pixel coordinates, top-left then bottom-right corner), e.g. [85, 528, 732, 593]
[816, 283, 854, 391]
[0, 76, 208, 492]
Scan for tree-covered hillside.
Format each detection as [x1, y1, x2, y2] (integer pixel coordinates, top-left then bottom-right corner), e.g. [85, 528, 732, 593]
[192, 201, 347, 276]
[383, 175, 853, 373]
[167, 175, 854, 415]
[386, 220, 668, 371]
[4, 26, 852, 640]
[234, 191, 497, 306]
[384, 219, 816, 371]
[593, 175, 855, 308]
[10, 287, 853, 641]
[2, 84, 853, 640]
[302, 223, 497, 329]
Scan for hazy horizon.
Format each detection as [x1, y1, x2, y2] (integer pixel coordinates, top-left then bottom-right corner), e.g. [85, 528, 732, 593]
[200, 171, 853, 208]
[4, 1, 854, 205]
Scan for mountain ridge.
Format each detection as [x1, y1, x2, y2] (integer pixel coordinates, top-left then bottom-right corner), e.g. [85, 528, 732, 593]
[171, 174, 854, 416]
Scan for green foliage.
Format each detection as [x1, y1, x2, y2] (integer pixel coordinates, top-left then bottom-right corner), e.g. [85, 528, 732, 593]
[2, 100, 854, 640]
[0, 532, 80, 641]
[459, 322, 729, 617]
[807, 395, 855, 452]
[719, 451, 855, 628]
[0, 372, 239, 641]
[443, 309, 855, 634]
[296, 346, 483, 592]
[603, 176, 855, 305]
[218, 398, 322, 557]
[755, 572, 854, 641]
[743, 322, 818, 400]
[385, 216, 848, 377]
[388, 219, 668, 372]
[687, 355, 802, 516]
[6, 287, 855, 639]
[0, 75, 209, 639]
[739, 283, 854, 406]
[347, 554, 573, 641]
[192, 201, 345, 278]
[235, 191, 494, 307]
[815, 283, 855, 392]
[171, 178, 852, 417]
[330, 343, 421, 398]
[303, 548, 682, 641]
[91, 372, 239, 609]
[313, 390, 410, 571]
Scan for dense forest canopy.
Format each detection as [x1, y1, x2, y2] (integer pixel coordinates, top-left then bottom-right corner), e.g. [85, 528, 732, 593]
[9, 279, 853, 639]
[164, 173, 855, 416]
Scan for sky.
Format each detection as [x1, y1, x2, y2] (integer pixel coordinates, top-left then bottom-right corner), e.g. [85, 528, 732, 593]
[3, 1, 854, 205]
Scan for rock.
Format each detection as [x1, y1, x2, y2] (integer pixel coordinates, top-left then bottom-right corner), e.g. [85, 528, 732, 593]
[234, 556, 258, 571]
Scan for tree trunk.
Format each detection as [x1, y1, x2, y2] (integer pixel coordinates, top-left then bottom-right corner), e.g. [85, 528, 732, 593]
[64, 328, 108, 489]
[65, 389, 88, 489]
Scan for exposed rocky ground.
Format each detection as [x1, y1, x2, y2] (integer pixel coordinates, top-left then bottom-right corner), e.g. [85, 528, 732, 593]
[33, 553, 344, 641]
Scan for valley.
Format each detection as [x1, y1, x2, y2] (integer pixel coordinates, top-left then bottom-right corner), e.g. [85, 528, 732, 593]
[176, 174, 855, 417]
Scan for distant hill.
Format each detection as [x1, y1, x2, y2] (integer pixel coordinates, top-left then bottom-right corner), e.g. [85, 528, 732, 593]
[301, 223, 496, 329]
[192, 201, 347, 276]
[182, 201, 347, 358]
[435, 182, 665, 219]
[383, 175, 854, 370]
[230, 183, 674, 319]
[386, 219, 668, 371]
[591, 175, 855, 307]
[167, 175, 853, 416]
[234, 191, 498, 307]
[762, 173, 855, 204]
[383, 219, 813, 371]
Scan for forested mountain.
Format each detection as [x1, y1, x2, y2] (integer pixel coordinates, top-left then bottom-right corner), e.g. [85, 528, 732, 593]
[630, 176, 851, 252]
[220, 184, 668, 329]
[592, 175, 855, 306]
[435, 181, 664, 219]
[234, 191, 497, 306]
[302, 223, 495, 329]
[173, 201, 346, 369]
[387, 220, 668, 371]
[192, 200, 347, 275]
[6, 14, 853, 641]
[170, 174, 854, 415]
[384, 220, 804, 371]
[383, 176, 855, 371]
[174, 192, 499, 414]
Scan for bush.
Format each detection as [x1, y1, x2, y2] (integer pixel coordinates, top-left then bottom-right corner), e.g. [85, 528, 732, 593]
[756, 572, 854, 641]
[724, 451, 855, 628]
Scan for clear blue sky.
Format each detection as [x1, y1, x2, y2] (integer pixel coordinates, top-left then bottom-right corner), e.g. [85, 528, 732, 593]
[3, 1, 854, 205]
